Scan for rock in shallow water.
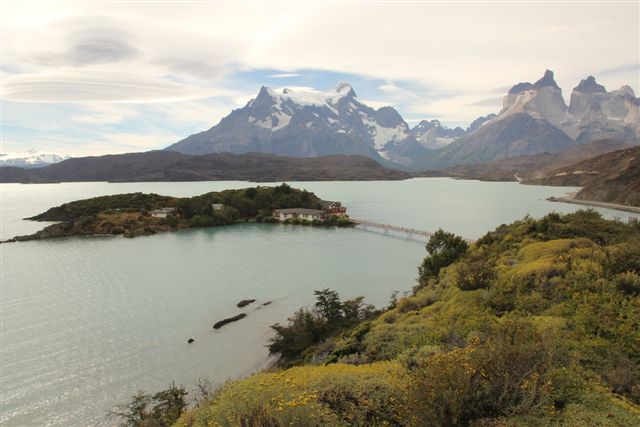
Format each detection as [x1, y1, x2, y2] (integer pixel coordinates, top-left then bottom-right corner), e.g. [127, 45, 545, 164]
[213, 313, 247, 329]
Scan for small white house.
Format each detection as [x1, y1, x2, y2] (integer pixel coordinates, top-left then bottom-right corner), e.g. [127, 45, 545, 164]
[273, 208, 326, 222]
[212, 203, 224, 211]
[150, 207, 176, 218]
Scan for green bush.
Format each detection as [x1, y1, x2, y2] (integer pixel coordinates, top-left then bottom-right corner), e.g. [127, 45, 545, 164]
[453, 251, 497, 291]
[418, 229, 468, 284]
[164, 214, 178, 228]
[110, 384, 187, 427]
[604, 244, 640, 276]
[407, 319, 576, 426]
[613, 272, 640, 296]
[268, 289, 375, 364]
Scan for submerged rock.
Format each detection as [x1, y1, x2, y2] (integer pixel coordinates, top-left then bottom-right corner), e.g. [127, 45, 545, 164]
[237, 299, 256, 308]
[213, 313, 247, 329]
[187, 338, 195, 344]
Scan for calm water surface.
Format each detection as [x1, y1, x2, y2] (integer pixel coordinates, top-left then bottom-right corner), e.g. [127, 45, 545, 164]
[1, 179, 637, 426]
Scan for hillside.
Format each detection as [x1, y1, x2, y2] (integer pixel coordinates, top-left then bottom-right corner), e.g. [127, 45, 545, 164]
[431, 139, 634, 181]
[171, 211, 640, 427]
[0, 151, 409, 183]
[532, 146, 640, 207]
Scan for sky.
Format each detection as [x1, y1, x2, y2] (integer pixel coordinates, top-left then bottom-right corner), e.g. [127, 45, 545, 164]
[1, 0, 638, 156]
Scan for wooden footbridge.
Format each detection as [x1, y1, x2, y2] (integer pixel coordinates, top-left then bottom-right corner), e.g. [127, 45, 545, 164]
[350, 218, 475, 243]
[350, 218, 435, 238]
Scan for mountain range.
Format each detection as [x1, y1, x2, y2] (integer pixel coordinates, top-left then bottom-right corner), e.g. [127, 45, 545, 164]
[166, 71, 640, 170]
[0, 149, 72, 168]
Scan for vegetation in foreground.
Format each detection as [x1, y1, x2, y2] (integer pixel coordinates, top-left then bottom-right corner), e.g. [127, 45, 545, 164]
[164, 210, 640, 427]
[7, 184, 350, 242]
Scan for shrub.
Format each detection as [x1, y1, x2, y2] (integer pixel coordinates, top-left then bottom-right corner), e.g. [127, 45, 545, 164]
[604, 244, 640, 276]
[110, 384, 188, 427]
[418, 229, 468, 284]
[335, 217, 352, 227]
[613, 272, 640, 296]
[164, 214, 178, 228]
[397, 289, 438, 313]
[453, 251, 497, 291]
[268, 290, 374, 364]
[406, 319, 576, 425]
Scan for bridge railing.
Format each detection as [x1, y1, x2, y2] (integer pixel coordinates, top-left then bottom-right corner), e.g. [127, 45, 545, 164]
[350, 218, 474, 243]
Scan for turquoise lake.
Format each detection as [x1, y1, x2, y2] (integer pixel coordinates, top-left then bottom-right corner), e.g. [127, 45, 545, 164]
[1, 179, 638, 426]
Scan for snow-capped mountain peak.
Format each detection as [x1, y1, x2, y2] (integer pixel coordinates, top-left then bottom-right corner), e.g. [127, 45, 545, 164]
[166, 82, 418, 162]
[259, 82, 356, 109]
[409, 119, 465, 150]
[0, 149, 72, 168]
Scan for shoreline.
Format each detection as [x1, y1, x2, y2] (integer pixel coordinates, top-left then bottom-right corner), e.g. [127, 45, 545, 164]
[547, 196, 640, 214]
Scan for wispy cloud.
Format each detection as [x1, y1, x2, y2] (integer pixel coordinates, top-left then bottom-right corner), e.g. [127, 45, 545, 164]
[1, 71, 227, 103]
[1, 1, 637, 154]
[268, 73, 302, 78]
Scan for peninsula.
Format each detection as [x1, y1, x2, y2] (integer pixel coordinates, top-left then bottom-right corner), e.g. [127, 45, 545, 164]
[4, 184, 351, 243]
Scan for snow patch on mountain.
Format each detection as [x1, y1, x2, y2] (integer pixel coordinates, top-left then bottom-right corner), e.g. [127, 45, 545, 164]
[362, 117, 410, 149]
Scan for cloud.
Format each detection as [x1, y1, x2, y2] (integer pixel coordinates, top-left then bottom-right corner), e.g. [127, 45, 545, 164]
[100, 131, 182, 152]
[1, 1, 638, 155]
[66, 27, 141, 66]
[268, 73, 302, 78]
[71, 104, 139, 124]
[360, 99, 393, 110]
[378, 82, 402, 93]
[464, 96, 503, 108]
[1, 71, 226, 103]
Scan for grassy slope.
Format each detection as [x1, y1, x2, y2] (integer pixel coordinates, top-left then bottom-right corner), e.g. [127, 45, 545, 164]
[177, 211, 640, 427]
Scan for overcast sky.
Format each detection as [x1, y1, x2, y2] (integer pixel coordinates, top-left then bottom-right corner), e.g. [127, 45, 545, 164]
[1, 1, 638, 155]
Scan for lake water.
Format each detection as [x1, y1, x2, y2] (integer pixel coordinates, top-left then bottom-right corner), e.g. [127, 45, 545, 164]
[1, 179, 638, 426]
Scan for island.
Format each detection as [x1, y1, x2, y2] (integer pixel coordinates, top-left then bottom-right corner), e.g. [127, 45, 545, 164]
[4, 184, 352, 243]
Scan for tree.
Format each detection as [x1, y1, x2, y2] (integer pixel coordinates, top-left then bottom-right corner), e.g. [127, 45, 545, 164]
[244, 187, 257, 199]
[314, 289, 344, 323]
[418, 229, 469, 283]
[110, 384, 187, 427]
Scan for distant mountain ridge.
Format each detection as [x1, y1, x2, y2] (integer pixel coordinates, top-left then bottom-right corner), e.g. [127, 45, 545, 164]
[166, 72, 639, 170]
[0, 149, 72, 168]
[0, 151, 410, 183]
